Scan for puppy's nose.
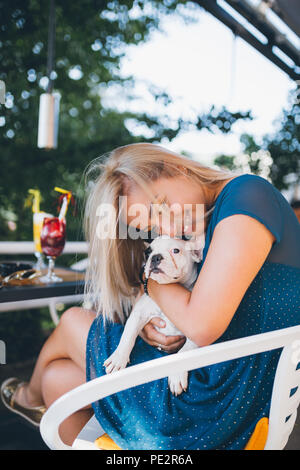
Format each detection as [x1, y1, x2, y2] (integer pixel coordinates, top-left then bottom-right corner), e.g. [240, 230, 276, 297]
[150, 253, 163, 267]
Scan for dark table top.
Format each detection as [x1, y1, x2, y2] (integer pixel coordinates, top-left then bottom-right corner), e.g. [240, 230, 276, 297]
[0, 280, 85, 303]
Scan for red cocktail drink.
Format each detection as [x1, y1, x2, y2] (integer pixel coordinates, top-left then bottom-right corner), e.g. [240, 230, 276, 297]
[41, 217, 66, 257]
[40, 217, 66, 283]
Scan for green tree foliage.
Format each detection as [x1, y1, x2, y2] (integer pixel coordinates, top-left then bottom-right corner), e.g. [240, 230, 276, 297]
[263, 89, 300, 190]
[214, 88, 300, 191]
[0, 0, 252, 243]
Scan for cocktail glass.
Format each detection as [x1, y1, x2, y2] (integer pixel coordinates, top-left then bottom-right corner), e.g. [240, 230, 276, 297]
[33, 212, 53, 270]
[39, 217, 66, 283]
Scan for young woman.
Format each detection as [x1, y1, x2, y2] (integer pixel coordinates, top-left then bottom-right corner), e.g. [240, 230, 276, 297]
[2, 143, 300, 449]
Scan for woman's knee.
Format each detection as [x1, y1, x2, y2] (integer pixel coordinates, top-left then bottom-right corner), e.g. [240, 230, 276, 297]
[59, 306, 96, 333]
[51, 306, 95, 377]
[59, 306, 85, 329]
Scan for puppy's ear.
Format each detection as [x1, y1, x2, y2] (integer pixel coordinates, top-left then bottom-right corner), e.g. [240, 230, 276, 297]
[184, 236, 205, 263]
[143, 241, 152, 261]
[190, 247, 203, 263]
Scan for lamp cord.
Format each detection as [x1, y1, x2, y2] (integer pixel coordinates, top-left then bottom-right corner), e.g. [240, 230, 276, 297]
[46, 0, 56, 94]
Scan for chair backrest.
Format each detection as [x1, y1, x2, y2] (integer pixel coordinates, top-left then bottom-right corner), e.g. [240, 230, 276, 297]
[265, 340, 300, 449]
[40, 325, 300, 450]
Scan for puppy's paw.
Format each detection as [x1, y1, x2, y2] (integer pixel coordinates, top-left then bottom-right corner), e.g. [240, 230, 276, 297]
[103, 350, 129, 374]
[168, 371, 188, 396]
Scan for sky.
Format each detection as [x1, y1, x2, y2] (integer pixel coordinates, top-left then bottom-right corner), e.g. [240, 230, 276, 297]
[102, 4, 297, 166]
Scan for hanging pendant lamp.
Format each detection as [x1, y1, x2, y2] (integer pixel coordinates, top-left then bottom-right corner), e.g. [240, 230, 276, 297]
[37, 0, 60, 149]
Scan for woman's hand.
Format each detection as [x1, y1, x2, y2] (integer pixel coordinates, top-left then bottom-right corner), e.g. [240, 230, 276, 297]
[136, 281, 186, 352]
[139, 317, 186, 353]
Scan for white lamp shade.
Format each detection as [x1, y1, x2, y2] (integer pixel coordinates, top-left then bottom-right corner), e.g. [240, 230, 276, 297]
[37, 92, 60, 149]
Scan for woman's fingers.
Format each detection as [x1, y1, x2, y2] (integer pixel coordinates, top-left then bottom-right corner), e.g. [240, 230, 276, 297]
[140, 318, 186, 353]
[149, 317, 166, 329]
[160, 337, 186, 353]
[148, 317, 186, 345]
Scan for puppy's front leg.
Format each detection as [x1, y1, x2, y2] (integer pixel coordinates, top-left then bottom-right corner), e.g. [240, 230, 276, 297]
[104, 299, 151, 374]
[168, 339, 198, 396]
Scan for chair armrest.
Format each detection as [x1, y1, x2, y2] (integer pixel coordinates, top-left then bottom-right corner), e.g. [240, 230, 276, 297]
[40, 325, 300, 450]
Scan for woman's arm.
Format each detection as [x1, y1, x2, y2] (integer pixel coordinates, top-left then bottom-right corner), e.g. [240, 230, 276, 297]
[137, 281, 186, 352]
[146, 214, 275, 347]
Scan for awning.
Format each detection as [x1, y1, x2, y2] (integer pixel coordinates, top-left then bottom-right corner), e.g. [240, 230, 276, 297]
[195, 0, 300, 81]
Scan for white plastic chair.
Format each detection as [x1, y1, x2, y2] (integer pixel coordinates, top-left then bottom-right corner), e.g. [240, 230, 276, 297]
[39, 324, 300, 451]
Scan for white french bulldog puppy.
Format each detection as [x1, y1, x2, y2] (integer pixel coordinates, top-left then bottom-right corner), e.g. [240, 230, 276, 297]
[103, 235, 204, 396]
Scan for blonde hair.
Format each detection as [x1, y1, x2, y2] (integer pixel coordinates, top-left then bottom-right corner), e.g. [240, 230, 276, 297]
[83, 142, 236, 326]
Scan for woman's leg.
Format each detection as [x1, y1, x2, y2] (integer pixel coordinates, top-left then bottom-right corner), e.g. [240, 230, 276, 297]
[18, 306, 95, 406]
[41, 358, 94, 445]
[14, 306, 96, 444]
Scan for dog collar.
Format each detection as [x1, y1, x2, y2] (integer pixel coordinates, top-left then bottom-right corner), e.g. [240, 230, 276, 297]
[143, 276, 150, 296]
[139, 265, 145, 284]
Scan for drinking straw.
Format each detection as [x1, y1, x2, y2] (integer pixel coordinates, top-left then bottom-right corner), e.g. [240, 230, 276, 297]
[54, 187, 72, 221]
[28, 189, 41, 213]
[26, 189, 52, 257]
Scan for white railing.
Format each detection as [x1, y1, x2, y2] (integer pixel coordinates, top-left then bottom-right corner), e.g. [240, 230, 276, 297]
[0, 241, 88, 255]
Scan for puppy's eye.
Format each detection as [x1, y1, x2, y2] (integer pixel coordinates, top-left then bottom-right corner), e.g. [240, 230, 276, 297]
[172, 248, 180, 254]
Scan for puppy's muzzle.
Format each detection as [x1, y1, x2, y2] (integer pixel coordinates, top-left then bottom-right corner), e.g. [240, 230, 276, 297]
[150, 253, 164, 273]
[150, 253, 163, 267]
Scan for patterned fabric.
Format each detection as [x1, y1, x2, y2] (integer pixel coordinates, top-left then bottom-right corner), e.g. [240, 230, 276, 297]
[86, 174, 300, 450]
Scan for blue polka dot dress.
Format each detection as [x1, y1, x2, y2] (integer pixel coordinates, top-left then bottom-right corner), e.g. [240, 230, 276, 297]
[86, 174, 300, 450]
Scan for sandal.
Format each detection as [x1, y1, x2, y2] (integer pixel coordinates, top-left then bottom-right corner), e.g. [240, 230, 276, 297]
[0, 377, 46, 428]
